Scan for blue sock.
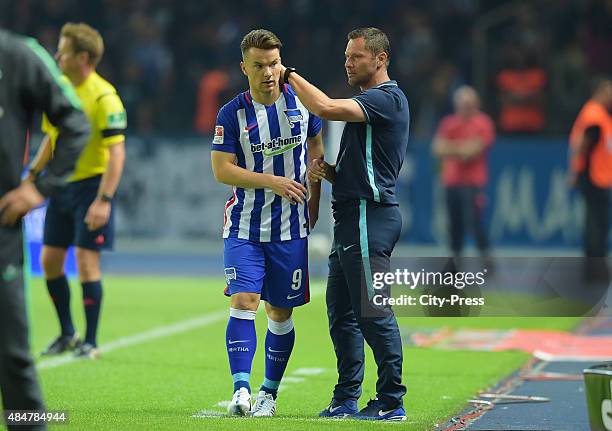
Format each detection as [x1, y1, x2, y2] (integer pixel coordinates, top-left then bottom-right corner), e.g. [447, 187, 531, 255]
[82, 280, 103, 347]
[46, 275, 74, 336]
[226, 308, 257, 393]
[261, 317, 295, 399]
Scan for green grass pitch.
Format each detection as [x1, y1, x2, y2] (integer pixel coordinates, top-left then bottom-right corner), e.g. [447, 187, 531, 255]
[18, 276, 580, 430]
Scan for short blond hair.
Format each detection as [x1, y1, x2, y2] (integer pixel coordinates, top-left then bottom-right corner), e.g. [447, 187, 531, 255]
[60, 22, 104, 66]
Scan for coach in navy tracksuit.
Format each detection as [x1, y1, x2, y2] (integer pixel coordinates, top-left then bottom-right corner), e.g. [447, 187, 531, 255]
[281, 27, 409, 421]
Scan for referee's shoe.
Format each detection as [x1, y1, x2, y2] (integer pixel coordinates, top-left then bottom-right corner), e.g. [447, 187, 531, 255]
[40, 333, 81, 356]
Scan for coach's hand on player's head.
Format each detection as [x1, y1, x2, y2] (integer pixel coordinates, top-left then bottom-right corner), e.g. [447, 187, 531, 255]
[269, 176, 307, 205]
[85, 198, 111, 231]
[308, 158, 328, 183]
[0, 182, 45, 226]
[279, 64, 286, 82]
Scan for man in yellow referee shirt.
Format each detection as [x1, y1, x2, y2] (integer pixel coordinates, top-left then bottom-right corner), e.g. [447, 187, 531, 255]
[27, 23, 126, 359]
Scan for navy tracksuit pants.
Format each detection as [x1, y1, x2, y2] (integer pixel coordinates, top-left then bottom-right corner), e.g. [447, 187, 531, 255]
[326, 199, 406, 408]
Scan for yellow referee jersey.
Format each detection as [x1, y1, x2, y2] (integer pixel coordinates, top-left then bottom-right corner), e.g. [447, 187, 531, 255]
[43, 72, 126, 182]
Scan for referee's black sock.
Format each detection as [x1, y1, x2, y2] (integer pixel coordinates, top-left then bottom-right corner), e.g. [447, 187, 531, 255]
[82, 280, 103, 347]
[46, 274, 75, 336]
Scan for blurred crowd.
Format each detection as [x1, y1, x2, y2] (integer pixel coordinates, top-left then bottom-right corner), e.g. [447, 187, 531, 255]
[1, 0, 611, 137]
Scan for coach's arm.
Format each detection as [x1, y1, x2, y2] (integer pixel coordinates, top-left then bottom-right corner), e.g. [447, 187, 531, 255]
[211, 151, 307, 205]
[280, 67, 365, 122]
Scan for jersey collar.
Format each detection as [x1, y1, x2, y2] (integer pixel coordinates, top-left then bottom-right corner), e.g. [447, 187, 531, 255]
[373, 80, 398, 89]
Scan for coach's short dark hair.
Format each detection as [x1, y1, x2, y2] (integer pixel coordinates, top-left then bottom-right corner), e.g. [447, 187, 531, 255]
[348, 27, 390, 66]
[240, 29, 282, 56]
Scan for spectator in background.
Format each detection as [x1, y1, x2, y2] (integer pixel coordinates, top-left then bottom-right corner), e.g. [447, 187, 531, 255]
[569, 79, 612, 259]
[194, 67, 230, 134]
[2, 0, 607, 135]
[551, 36, 590, 133]
[496, 46, 547, 133]
[433, 86, 495, 258]
[583, 0, 612, 75]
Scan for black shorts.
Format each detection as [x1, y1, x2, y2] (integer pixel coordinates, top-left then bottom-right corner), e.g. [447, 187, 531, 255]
[43, 175, 114, 251]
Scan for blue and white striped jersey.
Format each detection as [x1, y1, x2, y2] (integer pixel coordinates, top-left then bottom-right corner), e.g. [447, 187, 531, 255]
[212, 84, 322, 242]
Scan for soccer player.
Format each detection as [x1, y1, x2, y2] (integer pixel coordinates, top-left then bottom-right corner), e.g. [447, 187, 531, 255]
[0, 28, 89, 429]
[29, 23, 127, 359]
[281, 28, 408, 420]
[211, 29, 323, 417]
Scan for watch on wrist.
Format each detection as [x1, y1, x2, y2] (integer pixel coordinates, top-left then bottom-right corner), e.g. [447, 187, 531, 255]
[98, 193, 113, 203]
[283, 67, 296, 84]
[28, 167, 39, 179]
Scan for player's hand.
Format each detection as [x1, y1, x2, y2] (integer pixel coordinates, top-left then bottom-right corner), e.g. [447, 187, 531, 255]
[85, 199, 111, 231]
[0, 182, 45, 226]
[308, 158, 329, 182]
[269, 176, 307, 205]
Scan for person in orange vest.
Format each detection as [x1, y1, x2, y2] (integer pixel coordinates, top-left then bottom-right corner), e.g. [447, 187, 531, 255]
[569, 79, 612, 258]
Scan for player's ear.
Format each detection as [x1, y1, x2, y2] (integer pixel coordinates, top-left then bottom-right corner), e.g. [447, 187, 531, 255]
[240, 61, 247, 77]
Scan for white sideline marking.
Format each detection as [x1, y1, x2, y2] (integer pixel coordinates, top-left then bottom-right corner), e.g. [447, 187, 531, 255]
[292, 367, 327, 376]
[280, 376, 305, 383]
[192, 409, 226, 418]
[38, 286, 325, 371]
[38, 310, 227, 370]
[211, 367, 327, 409]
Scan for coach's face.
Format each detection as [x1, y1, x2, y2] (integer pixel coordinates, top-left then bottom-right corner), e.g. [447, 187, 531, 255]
[345, 37, 378, 87]
[241, 48, 282, 95]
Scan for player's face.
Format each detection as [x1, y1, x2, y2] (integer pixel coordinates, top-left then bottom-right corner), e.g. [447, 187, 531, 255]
[241, 48, 282, 95]
[345, 37, 378, 87]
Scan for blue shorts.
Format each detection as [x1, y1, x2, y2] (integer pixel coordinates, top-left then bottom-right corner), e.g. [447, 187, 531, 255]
[43, 175, 115, 251]
[224, 237, 310, 308]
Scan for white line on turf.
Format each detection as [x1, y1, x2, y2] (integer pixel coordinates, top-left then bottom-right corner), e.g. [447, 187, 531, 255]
[38, 286, 325, 370]
[204, 367, 329, 416]
[192, 410, 226, 418]
[38, 310, 227, 369]
[292, 367, 327, 375]
[280, 376, 305, 383]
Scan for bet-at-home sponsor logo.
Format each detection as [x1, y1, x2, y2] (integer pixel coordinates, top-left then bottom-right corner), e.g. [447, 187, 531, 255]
[251, 135, 302, 157]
